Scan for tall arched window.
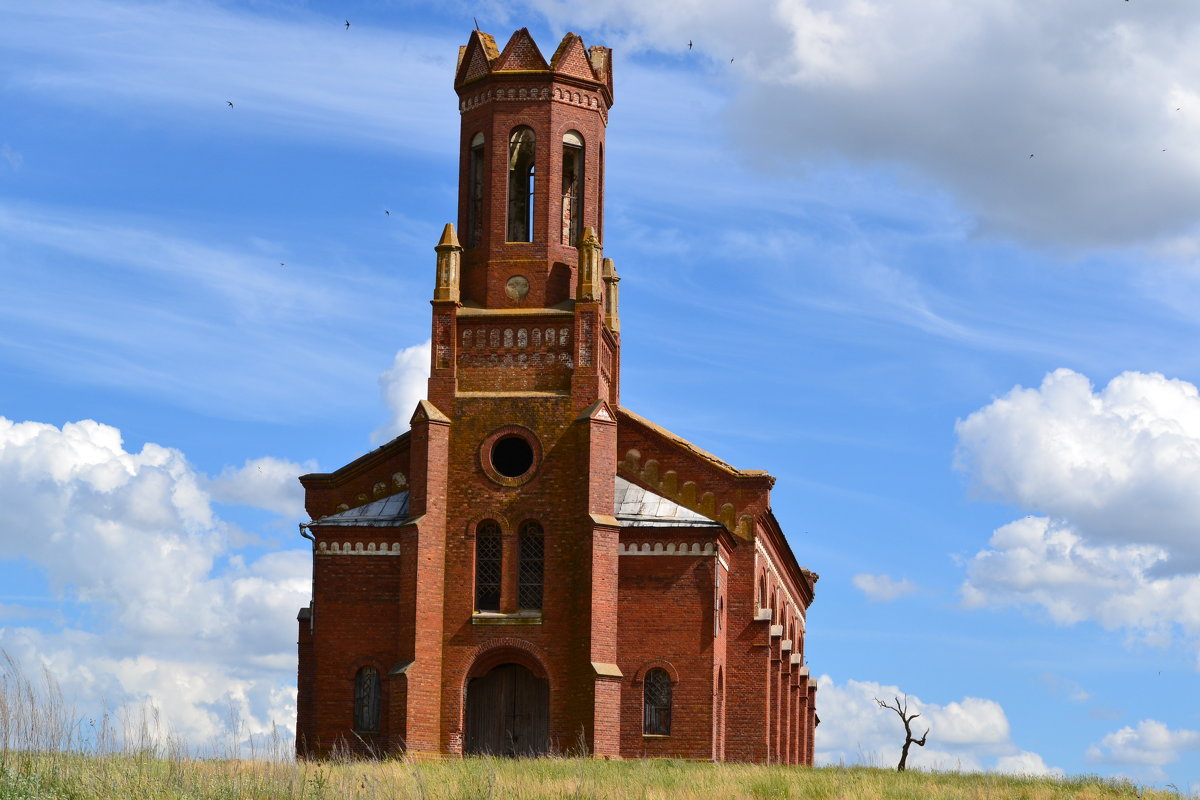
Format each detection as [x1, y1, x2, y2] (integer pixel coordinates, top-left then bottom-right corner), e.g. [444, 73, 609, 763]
[561, 131, 584, 246]
[354, 666, 381, 732]
[643, 668, 672, 735]
[507, 127, 536, 242]
[518, 521, 544, 611]
[467, 132, 485, 247]
[475, 520, 502, 611]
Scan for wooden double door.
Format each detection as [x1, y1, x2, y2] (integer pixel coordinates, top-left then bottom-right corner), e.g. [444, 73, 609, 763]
[465, 663, 549, 756]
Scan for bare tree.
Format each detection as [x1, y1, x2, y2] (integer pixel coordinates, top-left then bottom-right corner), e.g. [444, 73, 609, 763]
[875, 695, 929, 771]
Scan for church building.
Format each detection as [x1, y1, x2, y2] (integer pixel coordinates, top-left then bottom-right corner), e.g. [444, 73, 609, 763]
[295, 26, 819, 763]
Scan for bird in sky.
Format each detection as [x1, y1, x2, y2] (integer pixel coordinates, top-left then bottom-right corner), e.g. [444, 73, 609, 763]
[280, 262, 285, 267]
[226, 101, 234, 108]
[385, 209, 390, 216]
[345, 19, 350, 30]
[688, 40, 693, 50]
[1029, 153, 1034, 158]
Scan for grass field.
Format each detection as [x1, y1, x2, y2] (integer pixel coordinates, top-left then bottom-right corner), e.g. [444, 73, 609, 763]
[1, 654, 1188, 800]
[0, 752, 1189, 800]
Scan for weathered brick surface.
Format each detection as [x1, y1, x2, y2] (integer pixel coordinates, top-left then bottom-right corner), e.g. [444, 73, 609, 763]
[294, 26, 819, 765]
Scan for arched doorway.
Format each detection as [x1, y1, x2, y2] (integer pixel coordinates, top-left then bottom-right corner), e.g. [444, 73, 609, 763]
[465, 663, 549, 756]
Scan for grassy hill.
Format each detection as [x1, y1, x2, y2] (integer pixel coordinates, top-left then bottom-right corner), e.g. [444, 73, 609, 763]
[0, 753, 1185, 800]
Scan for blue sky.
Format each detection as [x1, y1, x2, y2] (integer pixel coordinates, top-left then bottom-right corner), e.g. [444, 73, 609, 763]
[2, 0, 1200, 788]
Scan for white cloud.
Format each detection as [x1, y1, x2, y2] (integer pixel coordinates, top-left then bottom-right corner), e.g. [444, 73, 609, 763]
[207, 456, 316, 518]
[814, 675, 1057, 773]
[0, 416, 309, 749]
[956, 369, 1200, 568]
[530, 0, 1200, 248]
[955, 369, 1200, 658]
[1086, 720, 1200, 781]
[852, 573, 918, 602]
[961, 516, 1200, 647]
[994, 750, 1064, 778]
[371, 340, 431, 445]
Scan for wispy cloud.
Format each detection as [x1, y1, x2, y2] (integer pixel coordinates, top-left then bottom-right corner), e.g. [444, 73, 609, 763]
[0, 145, 22, 171]
[0, 0, 457, 152]
[0, 200, 424, 422]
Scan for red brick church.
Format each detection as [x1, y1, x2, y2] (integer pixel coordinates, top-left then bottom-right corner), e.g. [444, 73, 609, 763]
[295, 26, 819, 764]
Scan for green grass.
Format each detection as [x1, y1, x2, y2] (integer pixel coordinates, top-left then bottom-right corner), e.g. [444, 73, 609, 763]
[0, 754, 1188, 800]
[0, 653, 1188, 800]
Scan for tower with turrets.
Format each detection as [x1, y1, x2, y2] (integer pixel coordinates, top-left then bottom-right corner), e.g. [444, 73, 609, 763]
[295, 27, 819, 763]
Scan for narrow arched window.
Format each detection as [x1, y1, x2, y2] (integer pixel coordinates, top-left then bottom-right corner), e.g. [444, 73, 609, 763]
[475, 521, 502, 612]
[561, 131, 584, 246]
[643, 668, 672, 735]
[518, 521, 544, 610]
[467, 132, 485, 247]
[354, 666, 381, 732]
[507, 127, 536, 242]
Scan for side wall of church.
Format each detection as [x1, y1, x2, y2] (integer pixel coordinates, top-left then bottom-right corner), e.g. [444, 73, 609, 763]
[301, 529, 412, 755]
[616, 542, 718, 759]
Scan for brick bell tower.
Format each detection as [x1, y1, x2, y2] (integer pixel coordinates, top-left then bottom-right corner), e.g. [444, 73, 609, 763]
[426, 26, 622, 756]
[429, 26, 618, 414]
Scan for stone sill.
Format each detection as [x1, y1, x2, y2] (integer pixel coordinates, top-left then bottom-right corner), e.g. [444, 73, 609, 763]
[642, 734, 671, 739]
[471, 611, 543, 625]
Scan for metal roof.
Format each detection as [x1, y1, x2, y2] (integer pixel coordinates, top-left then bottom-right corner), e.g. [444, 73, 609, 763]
[313, 491, 410, 527]
[312, 476, 719, 529]
[613, 476, 721, 527]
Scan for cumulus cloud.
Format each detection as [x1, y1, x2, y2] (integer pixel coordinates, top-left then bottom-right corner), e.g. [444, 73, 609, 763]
[1086, 720, 1200, 781]
[814, 675, 1058, 774]
[206, 456, 316, 518]
[994, 750, 1064, 778]
[957, 369, 1200, 569]
[0, 416, 309, 748]
[962, 516, 1200, 647]
[531, 0, 1200, 248]
[371, 340, 431, 445]
[956, 368, 1200, 660]
[852, 573, 918, 602]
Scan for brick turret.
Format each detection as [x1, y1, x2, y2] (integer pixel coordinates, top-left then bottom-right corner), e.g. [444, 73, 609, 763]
[429, 28, 619, 414]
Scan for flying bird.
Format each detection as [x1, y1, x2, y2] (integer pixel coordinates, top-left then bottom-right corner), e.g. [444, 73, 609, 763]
[345, 19, 350, 29]
[688, 40, 693, 50]
[226, 100, 234, 108]
[280, 262, 285, 267]
[1029, 153, 1034, 158]
[385, 209, 390, 216]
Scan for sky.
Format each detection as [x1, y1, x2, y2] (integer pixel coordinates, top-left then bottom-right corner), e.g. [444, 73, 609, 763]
[1, 0, 1199, 790]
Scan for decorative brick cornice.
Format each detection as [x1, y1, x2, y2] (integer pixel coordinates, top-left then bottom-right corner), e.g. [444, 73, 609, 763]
[619, 541, 716, 556]
[316, 541, 402, 555]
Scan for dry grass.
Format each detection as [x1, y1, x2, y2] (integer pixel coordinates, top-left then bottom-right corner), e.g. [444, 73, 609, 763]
[1, 652, 1187, 800]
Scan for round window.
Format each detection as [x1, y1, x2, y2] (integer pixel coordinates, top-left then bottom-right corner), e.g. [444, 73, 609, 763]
[480, 426, 541, 486]
[491, 435, 534, 478]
